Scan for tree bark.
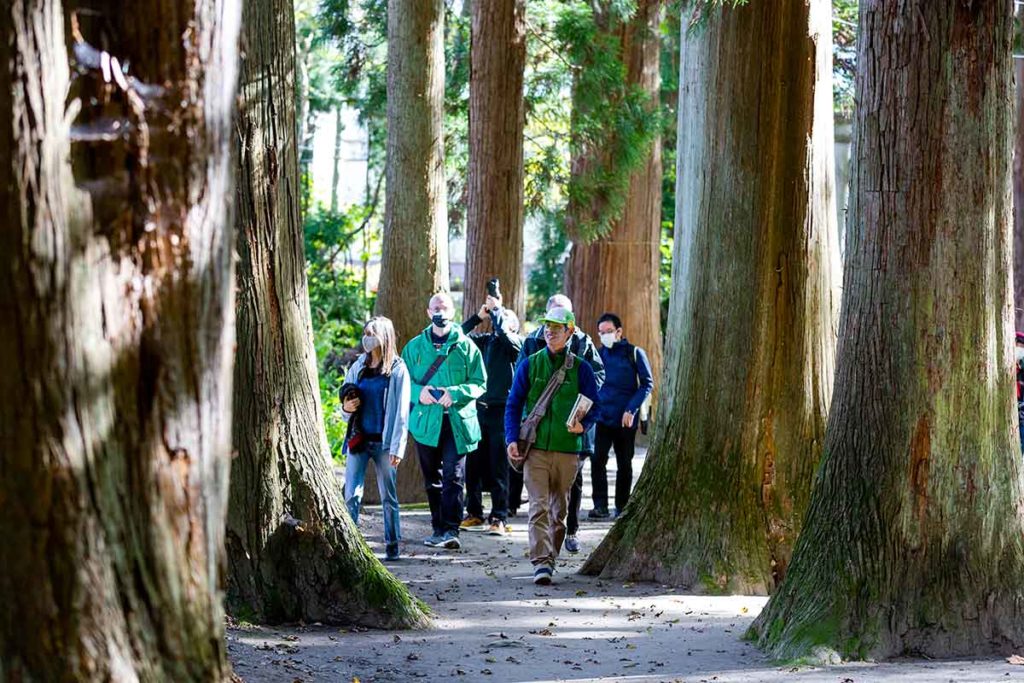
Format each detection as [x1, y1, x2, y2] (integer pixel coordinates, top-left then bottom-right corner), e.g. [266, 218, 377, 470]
[752, 1, 1024, 660]
[581, 0, 840, 594]
[463, 0, 527, 323]
[1014, 50, 1024, 329]
[374, 0, 449, 503]
[565, 0, 664, 381]
[226, 0, 429, 629]
[0, 0, 240, 679]
[331, 106, 343, 213]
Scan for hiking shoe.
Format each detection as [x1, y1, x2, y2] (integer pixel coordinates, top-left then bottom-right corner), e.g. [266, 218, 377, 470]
[441, 532, 462, 550]
[384, 543, 400, 561]
[423, 533, 445, 547]
[564, 535, 580, 554]
[588, 507, 610, 519]
[460, 516, 486, 531]
[485, 520, 508, 536]
[533, 565, 553, 585]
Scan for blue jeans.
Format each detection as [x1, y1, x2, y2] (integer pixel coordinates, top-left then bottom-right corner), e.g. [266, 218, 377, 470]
[344, 442, 401, 545]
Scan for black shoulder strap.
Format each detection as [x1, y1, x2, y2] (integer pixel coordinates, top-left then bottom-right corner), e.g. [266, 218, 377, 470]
[419, 348, 449, 386]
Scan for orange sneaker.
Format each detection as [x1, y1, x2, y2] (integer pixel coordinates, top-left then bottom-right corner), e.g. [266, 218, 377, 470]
[460, 516, 485, 531]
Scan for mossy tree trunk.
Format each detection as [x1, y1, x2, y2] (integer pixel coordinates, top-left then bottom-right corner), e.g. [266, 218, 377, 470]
[565, 0, 664, 380]
[463, 0, 527, 323]
[581, 0, 840, 593]
[752, 1, 1024, 660]
[0, 0, 240, 678]
[225, 0, 429, 629]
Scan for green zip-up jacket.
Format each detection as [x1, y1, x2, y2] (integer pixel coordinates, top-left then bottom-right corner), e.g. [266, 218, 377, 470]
[401, 325, 487, 454]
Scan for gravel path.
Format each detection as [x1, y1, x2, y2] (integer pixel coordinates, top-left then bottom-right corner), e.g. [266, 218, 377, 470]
[228, 448, 1024, 682]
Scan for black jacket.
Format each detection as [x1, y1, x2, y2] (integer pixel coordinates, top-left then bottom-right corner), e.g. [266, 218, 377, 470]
[462, 307, 523, 407]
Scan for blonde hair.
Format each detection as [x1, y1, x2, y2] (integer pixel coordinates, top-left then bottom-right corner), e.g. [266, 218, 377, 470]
[364, 316, 398, 376]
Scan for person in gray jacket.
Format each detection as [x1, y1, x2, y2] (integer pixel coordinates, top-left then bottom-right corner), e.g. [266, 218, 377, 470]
[340, 316, 411, 561]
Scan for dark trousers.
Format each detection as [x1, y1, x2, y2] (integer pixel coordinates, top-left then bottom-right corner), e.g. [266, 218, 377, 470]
[415, 416, 465, 536]
[466, 407, 509, 522]
[566, 454, 586, 536]
[592, 423, 638, 511]
[509, 466, 525, 514]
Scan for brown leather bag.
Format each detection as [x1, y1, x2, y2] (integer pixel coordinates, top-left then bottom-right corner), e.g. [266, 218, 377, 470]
[510, 351, 574, 472]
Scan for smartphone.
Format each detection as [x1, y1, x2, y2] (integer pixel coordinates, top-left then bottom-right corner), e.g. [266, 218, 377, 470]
[429, 388, 445, 401]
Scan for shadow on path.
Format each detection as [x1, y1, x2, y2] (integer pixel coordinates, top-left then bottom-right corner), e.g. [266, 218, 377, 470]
[228, 448, 1024, 682]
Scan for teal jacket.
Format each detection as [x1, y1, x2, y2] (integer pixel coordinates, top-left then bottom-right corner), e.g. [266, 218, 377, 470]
[401, 326, 487, 454]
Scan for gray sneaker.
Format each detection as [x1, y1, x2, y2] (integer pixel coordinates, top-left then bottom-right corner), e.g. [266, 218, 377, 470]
[564, 535, 580, 554]
[423, 533, 445, 547]
[441, 531, 462, 550]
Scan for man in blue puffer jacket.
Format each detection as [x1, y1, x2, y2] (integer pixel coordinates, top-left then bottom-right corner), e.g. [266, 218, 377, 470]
[591, 313, 654, 518]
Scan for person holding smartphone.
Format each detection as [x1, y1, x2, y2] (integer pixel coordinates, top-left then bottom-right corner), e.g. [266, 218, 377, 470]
[401, 293, 487, 549]
[460, 285, 523, 536]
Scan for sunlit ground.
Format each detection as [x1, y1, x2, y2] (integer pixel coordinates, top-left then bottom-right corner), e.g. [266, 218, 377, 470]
[228, 450, 1024, 682]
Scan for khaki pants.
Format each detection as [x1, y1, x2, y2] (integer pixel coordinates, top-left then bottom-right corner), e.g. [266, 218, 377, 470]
[523, 448, 579, 567]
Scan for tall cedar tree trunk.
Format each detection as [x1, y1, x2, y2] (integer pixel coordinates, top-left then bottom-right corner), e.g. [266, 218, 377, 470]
[565, 0, 664, 380]
[1015, 54, 1024, 328]
[752, 1, 1024, 660]
[331, 106, 343, 214]
[373, 0, 449, 502]
[0, 0, 240, 678]
[462, 0, 527, 323]
[225, 0, 428, 629]
[581, 0, 840, 592]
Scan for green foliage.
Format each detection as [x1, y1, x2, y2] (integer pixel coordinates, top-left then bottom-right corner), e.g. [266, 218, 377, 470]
[527, 211, 570, 321]
[325, 0, 388, 174]
[305, 205, 374, 461]
[522, 1, 572, 213]
[660, 222, 673, 333]
[444, 1, 472, 237]
[557, 1, 661, 242]
[833, 0, 858, 117]
[659, 9, 680, 339]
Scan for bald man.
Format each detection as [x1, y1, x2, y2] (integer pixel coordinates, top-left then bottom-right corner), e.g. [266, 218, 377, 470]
[400, 292, 487, 549]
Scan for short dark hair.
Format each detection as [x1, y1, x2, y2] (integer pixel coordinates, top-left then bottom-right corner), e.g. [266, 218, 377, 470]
[597, 313, 622, 329]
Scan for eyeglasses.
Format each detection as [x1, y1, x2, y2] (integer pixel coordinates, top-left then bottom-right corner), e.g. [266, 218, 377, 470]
[543, 324, 568, 334]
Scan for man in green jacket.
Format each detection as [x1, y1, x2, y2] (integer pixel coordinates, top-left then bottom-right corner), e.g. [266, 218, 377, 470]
[504, 307, 599, 584]
[402, 293, 487, 549]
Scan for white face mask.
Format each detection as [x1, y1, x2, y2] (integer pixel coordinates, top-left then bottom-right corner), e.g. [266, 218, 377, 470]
[599, 333, 617, 349]
[1016, 346, 1024, 363]
[362, 335, 380, 353]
